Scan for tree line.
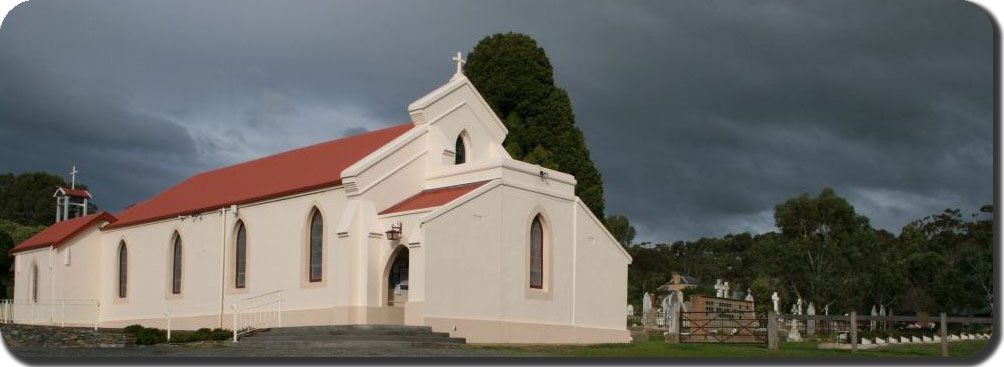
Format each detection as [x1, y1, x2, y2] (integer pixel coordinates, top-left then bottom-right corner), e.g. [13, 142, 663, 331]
[624, 188, 993, 317]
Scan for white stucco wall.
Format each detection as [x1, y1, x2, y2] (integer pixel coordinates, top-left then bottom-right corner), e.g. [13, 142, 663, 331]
[420, 179, 631, 343]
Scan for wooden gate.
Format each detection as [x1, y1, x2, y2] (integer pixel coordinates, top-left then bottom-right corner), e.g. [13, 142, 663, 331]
[680, 311, 768, 344]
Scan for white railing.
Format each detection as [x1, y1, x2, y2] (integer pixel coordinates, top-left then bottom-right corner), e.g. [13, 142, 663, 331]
[162, 302, 218, 343]
[0, 299, 99, 329]
[231, 290, 282, 342]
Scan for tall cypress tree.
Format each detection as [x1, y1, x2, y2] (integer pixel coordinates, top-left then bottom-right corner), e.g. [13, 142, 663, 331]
[465, 33, 606, 219]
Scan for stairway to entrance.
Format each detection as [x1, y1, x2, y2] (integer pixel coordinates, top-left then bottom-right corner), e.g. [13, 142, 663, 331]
[234, 324, 466, 347]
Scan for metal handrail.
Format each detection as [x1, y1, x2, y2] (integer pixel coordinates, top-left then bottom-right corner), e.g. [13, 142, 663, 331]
[0, 299, 100, 330]
[231, 290, 282, 342]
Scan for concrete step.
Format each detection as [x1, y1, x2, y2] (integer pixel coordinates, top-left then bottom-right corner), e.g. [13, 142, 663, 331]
[249, 330, 452, 339]
[230, 340, 466, 349]
[260, 324, 433, 335]
[237, 335, 466, 347]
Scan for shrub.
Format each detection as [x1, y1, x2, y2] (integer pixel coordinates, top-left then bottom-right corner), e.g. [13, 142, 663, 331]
[166, 328, 233, 344]
[134, 327, 167, 345]
[123, 324, 144, 335]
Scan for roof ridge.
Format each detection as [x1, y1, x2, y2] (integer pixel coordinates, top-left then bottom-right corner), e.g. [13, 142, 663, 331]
[192, 122, 413, 179]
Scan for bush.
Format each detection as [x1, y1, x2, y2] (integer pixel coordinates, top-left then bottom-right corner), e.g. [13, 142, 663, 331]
[166, 327, 232, 344]
[122, 324, 233, 344]
[123, 324, 144, 335]
[135, 327, 167, 345]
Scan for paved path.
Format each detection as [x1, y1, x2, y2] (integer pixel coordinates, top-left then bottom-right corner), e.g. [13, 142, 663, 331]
[8, 342, 546, 358]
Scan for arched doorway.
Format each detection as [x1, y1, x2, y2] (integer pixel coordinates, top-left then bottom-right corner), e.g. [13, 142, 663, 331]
[387, 247, 409, 307]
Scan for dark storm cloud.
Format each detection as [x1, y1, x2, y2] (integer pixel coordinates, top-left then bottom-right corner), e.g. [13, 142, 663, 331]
[0, 0, 992, 243]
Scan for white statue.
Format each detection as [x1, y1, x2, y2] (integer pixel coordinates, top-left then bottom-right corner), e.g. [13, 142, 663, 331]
[745, 288, 754, 302]
[722, 282, 731, 299]
[796, 298, 804, 315]
[714, 279, 725, 297]
[824, 304, 829, 315]
[771, 292, 780, 313]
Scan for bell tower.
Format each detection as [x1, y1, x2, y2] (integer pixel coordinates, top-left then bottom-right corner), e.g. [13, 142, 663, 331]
[53, 166, 93, 222]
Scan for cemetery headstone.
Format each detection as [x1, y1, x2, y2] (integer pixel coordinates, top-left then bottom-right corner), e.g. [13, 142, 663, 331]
[806, 302, 816, 336]
[642, 292, 655, 327]
[870, 305, 878, 330]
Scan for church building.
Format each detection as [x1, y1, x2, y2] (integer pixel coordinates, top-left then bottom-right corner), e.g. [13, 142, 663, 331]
[8, 56, 632, 344]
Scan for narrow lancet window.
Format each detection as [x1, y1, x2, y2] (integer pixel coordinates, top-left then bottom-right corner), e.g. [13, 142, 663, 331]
[530, 215, 543, 289]
[235, 221, 247, 288]
[172, 235, 182, 294]
[455, 135, 466, 165]
[309, 211, 323, 282]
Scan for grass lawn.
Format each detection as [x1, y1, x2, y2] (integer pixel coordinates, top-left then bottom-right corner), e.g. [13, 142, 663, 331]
[466, 340, 991, 358]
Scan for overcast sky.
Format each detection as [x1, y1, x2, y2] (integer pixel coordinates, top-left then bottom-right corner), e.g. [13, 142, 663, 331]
[0, 0, 993, 243]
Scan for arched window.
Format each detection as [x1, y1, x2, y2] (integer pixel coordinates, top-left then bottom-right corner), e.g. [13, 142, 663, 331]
[530, 215, 544, 289]
[31, 264, 38, 303]
[454, 134, 466, 165]
[235, 221, 247, 288]
[171, 234, 182, 294]
[309, 210, 323, 282]
[118, 241, 128, 298]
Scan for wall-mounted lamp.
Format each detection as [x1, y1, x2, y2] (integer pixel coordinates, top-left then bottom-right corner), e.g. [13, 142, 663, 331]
[386, 222, 403, 241]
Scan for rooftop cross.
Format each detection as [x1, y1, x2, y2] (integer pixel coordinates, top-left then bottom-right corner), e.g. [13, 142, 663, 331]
[70, 166, 78, 189]
[452, 51, 466, 75]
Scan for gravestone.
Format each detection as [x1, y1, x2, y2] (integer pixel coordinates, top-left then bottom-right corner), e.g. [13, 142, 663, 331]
[806, 302, 816, 336]
[772, 292, 780, 313]
[788, 316, 803, 342]
[663, 291, 684, 343]
[745, 288, 754, 302]
[722, 282, 731, 299]
[870, 305, 878, 330]
[627, 304, 634, 316]
[788, 297, 802, 342]
[879, 304, 886, 330]
[715, 279, 725, 298]
[642, 292, 655, 327]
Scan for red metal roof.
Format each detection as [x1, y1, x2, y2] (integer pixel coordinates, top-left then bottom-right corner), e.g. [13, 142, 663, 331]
[10, 212, 117, 254]
[379, 181, 488, 215]
[105, 123, 414, 230]
[57, 187, 92, 199]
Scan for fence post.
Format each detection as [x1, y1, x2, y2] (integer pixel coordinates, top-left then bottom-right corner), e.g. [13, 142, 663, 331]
[940, 312, 948, 357]
[850, 311, 858, 354]
[232, 304, 239, 343]
[165, 311, 172, 343]
[767, 310, 778, 351]
[277, 292, 282, 328]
